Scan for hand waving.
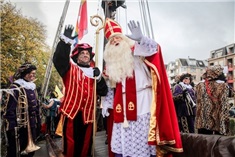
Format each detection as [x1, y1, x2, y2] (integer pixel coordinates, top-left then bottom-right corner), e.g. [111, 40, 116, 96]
[63, 25, 78, 40]
[126, 20, 143, 42]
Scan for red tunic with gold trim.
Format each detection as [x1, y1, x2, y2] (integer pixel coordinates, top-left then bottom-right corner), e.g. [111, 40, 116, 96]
[61, 62, 94, 123]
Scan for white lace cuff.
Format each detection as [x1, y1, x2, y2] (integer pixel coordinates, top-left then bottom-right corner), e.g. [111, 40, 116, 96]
[59, 34, 75, 45]
[102, 88, 114, 109]
[134, 36, 158, 57]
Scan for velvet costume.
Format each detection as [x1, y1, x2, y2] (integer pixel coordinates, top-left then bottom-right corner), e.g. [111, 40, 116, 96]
[4, 80, 41, 157]
[172, 82, 196, 133]
[53, 40, 108, 157]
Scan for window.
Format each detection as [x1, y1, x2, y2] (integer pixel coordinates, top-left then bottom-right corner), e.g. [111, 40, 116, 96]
[190, 67, 196, 72]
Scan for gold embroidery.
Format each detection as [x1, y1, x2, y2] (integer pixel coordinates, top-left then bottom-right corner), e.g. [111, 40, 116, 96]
[128, 102, 135, 110]
[156, 146, 168, 157]
[116, 104, 122, 113]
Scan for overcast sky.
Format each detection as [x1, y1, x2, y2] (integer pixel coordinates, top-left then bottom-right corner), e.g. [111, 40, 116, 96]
[11, 0, 235, 64]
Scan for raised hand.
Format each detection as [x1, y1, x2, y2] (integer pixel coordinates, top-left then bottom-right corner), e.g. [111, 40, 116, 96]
[63, 25, 77, 40]
[126, 20, 143, 42]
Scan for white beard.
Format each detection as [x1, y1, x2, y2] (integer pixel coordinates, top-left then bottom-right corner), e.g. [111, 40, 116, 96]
[104, 36, 135, 83]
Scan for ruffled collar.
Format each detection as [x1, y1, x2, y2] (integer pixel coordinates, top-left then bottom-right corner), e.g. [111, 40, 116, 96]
[14, 79, 36, 90]
[179, 82, 192, 89]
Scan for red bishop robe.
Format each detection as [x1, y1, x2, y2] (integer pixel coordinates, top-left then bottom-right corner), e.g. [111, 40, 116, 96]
[106, 44, 183, 157]
[145, 45, 183, 156]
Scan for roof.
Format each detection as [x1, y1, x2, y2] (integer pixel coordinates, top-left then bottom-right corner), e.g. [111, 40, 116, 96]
[178, 58, 207, 68]
[179, 59, 188, 66]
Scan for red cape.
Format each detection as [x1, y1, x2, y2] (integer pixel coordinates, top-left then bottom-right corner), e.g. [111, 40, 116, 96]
[145, 45, 183, 156]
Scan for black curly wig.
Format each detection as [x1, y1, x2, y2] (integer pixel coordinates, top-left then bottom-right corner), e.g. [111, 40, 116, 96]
[180, 73, 192, 82]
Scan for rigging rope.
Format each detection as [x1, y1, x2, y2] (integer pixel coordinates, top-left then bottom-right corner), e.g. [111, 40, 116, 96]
[138, 0, 154, 39]
[142, 0, 150, 37]
[124, 4, 128, 34]
[139, 0, 146, 36]
[146, 0, 155, 40]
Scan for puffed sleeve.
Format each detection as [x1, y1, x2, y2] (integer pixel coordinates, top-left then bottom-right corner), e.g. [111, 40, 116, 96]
[134, 36, 158, 57]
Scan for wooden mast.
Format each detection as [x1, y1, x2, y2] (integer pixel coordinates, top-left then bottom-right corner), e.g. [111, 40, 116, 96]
[40, 0, 70, 97]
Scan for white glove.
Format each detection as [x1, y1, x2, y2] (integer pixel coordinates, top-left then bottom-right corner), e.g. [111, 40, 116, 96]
[126, 20, 143, 42]
[102, 106, 110, 117]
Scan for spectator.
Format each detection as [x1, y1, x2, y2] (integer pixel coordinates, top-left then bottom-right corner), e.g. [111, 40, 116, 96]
[195, 65, 230, 135]
[172, 73, 196, 133]
[3, 62, 41, 157]
[42, 91, 60, 138]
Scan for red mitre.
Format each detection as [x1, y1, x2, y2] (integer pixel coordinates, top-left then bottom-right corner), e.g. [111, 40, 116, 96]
[104, 18, 122, 40]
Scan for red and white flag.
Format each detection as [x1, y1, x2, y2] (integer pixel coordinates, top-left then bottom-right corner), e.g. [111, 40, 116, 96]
[74, 0, 88, 43]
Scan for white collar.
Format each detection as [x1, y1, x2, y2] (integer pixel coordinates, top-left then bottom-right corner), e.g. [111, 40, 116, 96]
[78, 66, 95, 78]
[179, 82, 192, 89]
[14, 79, 36, 90]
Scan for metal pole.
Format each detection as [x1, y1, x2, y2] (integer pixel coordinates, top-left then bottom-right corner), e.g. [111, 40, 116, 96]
[41, 0, 70, 98]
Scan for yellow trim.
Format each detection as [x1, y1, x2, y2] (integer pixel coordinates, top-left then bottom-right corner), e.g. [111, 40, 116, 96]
[145, 58, 161, 144]
[145, 58, 183, 151]
[55, 114, 65, 136]
[62, 63, 74, 112]
[162, 145, 184, 153]
[148, 68, 157, 143]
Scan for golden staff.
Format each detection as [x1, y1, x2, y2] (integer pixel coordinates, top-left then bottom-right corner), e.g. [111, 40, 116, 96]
[90, 15, 104, 157]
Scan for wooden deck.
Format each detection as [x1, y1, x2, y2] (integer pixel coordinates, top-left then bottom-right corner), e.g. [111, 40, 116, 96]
[94, 131, 109, 157]
[35, 130, 108, 157]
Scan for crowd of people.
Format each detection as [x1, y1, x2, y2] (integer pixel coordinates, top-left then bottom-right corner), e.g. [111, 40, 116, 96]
[1, 17, 235, 157]
[172, 65, 232, 136]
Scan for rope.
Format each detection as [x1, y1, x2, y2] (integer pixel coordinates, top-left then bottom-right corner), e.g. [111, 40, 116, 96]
[139, 0, 146, 36]
[0, 87, 21, 100]
[125, 4, 128, 34]
[146, 0, 155, 40]
[142, 0, 150, 37]
[138, 0, 154, 39]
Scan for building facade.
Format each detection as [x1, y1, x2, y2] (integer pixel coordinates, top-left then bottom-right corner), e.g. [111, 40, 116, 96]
[167, 58, 208, 88]
[208, 43, 235, 90]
